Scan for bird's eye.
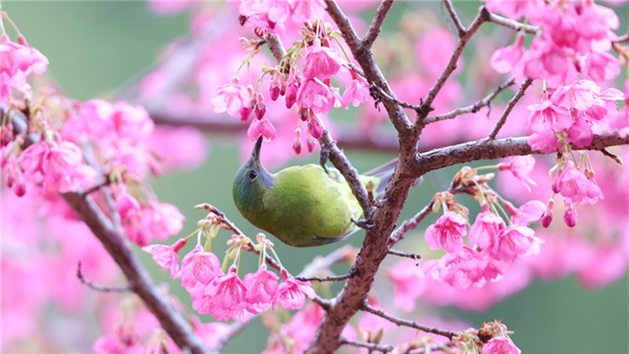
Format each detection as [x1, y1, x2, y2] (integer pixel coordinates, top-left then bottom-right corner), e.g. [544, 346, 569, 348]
[248, 170, 257, 180]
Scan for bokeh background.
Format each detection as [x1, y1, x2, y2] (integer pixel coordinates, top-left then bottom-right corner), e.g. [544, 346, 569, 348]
[2, 1, 627, 353]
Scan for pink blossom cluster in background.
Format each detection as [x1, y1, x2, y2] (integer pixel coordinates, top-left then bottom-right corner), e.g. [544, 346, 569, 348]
[1, 24, 209, 351]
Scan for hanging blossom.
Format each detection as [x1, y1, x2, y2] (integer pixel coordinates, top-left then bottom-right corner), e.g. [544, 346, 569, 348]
[211, 77, 253, 122]
[238, 0, 327, 32]
[488, 1, 621, 85]
[527, 79, 623, 154]
[172, 244, 314, 321]
[0, 33, 49, 104]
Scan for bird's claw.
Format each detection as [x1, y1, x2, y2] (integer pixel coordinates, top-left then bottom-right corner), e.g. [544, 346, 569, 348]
[351, 217, 374, 230]
[319, 140, 336, 175]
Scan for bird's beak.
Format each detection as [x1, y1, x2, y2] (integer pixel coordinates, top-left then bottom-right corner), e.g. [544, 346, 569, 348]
[251, 136, 263, 164]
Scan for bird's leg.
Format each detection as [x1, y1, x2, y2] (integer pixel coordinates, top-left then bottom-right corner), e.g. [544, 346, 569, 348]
[318, 139, 336, 175]
[351, 217, 374, 230]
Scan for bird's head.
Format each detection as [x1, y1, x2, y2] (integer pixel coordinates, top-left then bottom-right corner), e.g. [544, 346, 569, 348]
[233, 136, 275, 210]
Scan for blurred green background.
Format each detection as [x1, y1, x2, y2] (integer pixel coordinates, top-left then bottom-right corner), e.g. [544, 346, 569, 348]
[3, 1, 627, 353]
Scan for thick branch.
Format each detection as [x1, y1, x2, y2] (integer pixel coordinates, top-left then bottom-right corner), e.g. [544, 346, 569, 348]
[62, 193, 212, 354]
[412, 133, 629, 178]
[325, 0, 413, 134]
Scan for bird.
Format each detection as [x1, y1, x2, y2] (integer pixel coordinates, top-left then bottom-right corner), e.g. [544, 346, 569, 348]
[233, 136, 396, 247]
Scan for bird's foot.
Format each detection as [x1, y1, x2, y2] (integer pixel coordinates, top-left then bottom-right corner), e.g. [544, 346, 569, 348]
[351, 217, 374, 230]
[319, 139, 336, 175]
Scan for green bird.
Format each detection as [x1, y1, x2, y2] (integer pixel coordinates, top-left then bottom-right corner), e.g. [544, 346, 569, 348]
[233, 136, 396, 247]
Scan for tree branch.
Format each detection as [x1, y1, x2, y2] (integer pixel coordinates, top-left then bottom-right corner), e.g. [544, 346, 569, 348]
[324, 0, 413, 135]
[486, 12, 539, 34]
[425, 77, 515, 124]
[363, 0, 395, 49]
[361, 303, 457, 339]
[77, 262, 131, 292]
[62, 192, 212, 354]
[487, 78, 533, 139]
[442, 0, 466, 36]
[340, 338, 393, 353]
[412, 133, 629, 178]
[418, 5, 490, 122]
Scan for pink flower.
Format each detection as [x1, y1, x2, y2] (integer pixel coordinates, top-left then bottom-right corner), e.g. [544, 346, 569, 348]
[206, 266, 251, 321]
[341, 74, 370, 108]
[291, 0, 326, 23]
[498, 155, 537, 191]
[243, 264, 279, 312]
[563, 201, 577, 227]
[510, 200, 545, 226]
[424, 211, 467, 253]
[211, 78, 252, 120]
[488, 225, 541, 262]
[180, 245, 222, 288]
[302, 40, 342, 81]
[142, 239, 186, 279]
[490, 33, 525, 74]
[387, 261, 425, 311]
[482, 336, 521, 354]
[555, 163, 603, 205]
[148, 200, 185, 241]
[273, 269, 315, 310]
[469, 212, 505, 249]
[0, 34, 49, 103]
[296, 78, 340, 115]
[423, 246, 488, 289]
[247, 117, 277, 141]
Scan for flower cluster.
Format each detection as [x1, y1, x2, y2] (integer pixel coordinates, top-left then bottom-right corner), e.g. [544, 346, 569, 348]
[0, 33, 48, 104]
[211, 21, 371, 153]
[238, 0, 327, 33]
[527, 80, 624, 154]
[454, 320, 521, 354]
[143, 211, 316, 322]
[488, 0, 620, 85]
[423, 167, 544, 289]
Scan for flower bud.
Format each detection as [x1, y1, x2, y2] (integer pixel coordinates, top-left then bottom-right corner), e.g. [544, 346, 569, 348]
[255, 94, 266, 120]
[541, 209, 553, 228]
[306, 135, 316, 153]
[293, 129, 302, 155]
[307, 117, 323, 139]
[563, 203, 577, 228]
[285, 82, 298, 109]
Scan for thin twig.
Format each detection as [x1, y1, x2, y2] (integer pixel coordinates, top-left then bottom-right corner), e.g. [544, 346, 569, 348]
[442, 0, 466, 36]
[363, 0, 395, 49]
[361, 303, 457, 339]
[77, 262, 131, 292]
[296, 273, 353, 282]
[488, 78, 533, 139]
[486, 12, 539, 34]
[340, 338, 393, 353]
[418, 6, 491, 124]
[600, 148, 624, 165]
[388, 203, 433, 247]
[615, 31, 629, 43]
[426, 77, 516, 124]
[387, 249, 422, 264]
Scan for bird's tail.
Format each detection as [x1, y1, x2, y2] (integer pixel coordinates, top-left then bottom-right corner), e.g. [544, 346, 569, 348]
[363, 158, 398, 196]
[364, 157, 422, 196]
